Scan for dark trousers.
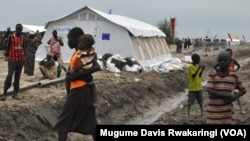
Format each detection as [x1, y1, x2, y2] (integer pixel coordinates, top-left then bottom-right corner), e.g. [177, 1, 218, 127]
[3, 61, 24, 95]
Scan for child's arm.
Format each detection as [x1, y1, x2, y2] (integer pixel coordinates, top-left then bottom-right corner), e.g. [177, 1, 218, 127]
[57, 37, 64, 46]
[69, 59, 101, 81]
[191, 64, 204, 78]
[208, 89, 233, 99]
[234, 60, 241, 72]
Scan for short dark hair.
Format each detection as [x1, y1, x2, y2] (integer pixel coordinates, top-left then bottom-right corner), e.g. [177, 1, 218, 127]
[225, 48, 232, 52]
[52, 30, 57, 34]
[217, 51, 230, 60]
[78, 34, 95, 49]
[69, 27, 84, 39]
[191, 53, 200, 62]
[226, 48, 233, 51]
[16, 23, 23, 29]
[53, 55, 58, 61]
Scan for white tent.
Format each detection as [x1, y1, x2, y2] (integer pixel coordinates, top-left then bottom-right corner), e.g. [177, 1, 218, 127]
[10, 24, 46, 33]
[35, 6, 171, 67]
[22, 24, 46, 33]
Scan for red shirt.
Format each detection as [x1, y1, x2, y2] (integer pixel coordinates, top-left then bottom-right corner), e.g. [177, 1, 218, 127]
[228, 58, 235, 72]
[8, 34, 25, 62]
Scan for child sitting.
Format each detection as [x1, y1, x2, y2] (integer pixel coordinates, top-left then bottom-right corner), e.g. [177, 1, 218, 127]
[39, 52, 57, 79]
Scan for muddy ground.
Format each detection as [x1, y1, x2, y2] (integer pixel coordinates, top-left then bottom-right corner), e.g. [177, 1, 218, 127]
[0, 45, 249, 141]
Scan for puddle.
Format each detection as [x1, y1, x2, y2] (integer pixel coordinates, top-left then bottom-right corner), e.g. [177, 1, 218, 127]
[125, 90, 187, 124]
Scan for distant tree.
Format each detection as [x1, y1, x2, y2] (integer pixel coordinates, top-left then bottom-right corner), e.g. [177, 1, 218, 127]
[157, 19, 174, 45]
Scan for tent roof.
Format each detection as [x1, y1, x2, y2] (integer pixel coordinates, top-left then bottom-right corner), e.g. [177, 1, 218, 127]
[45, 6, 165, 37]
[10, 24, 46, 33]
[22, 24, 46, 33]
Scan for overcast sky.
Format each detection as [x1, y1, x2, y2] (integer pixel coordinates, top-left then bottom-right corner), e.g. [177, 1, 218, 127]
[1, 0, 249, 40]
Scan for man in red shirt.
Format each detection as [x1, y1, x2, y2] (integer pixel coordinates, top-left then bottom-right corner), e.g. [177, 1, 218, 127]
[0, 23, 26, 101]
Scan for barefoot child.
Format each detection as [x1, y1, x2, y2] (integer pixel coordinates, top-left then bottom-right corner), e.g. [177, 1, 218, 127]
[187, 54, 204, 117]
[206, 51, 246, 124]
[226, 48, 245, 114]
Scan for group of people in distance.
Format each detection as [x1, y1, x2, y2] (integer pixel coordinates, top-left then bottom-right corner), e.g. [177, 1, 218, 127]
[187, 47, 246, 125]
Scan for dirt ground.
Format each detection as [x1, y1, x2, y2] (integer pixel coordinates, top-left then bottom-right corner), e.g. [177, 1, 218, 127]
[0, 44, 250, 141]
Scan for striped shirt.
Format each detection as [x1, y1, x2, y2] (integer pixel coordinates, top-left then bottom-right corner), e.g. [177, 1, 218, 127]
[205, 69, 245, 124]
[8, 34, 25, 62]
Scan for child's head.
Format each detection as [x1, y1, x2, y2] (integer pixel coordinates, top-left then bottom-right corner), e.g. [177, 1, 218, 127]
[78, 34, 95, 50]
[67, 27, 84, 49]
[225, 48, 233, 57]
[46, 51, 54, 60]
[217, 51, 231, 70]
[191, 53, 200, 64]
[53, 55, 58, 61]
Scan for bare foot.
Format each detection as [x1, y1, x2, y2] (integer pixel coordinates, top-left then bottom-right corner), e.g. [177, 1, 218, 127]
[62, 95, 67, 99]
[93, 103, 98, 108]
[241, 110, 245, 115]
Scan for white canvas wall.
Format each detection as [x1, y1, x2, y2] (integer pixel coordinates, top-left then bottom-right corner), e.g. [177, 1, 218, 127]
[36, 19, 134, 63]
[35, 6, 171, 67]
[36, 20, 75, 63]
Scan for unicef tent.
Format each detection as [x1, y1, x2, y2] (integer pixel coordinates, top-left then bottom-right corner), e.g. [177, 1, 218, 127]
[36, 6, 171, 67]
